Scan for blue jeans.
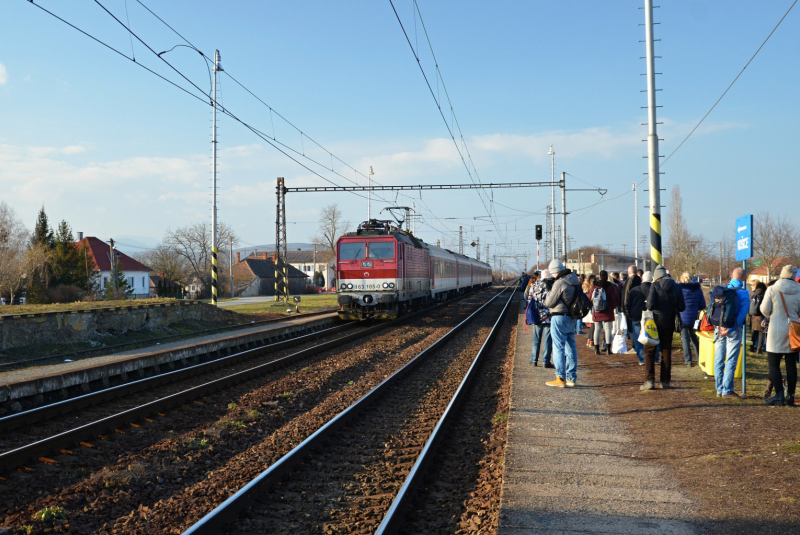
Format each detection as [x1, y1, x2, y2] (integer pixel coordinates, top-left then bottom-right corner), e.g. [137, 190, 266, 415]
[681, 326, 699, 364]
[631, 321, 645, 364]
[551, 315, 578, 382]
[714, 327, 742, 395]
[531, 324, 552, 364]
[576, 319, 583, 333]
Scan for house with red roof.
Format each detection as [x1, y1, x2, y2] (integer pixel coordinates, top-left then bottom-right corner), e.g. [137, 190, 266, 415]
[76, 237, 153, 298]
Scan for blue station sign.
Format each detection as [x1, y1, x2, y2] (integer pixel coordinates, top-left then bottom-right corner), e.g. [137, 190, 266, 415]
[735, 214, 753, 262]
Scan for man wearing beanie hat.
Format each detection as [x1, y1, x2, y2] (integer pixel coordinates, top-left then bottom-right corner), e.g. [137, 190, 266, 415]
[544, 259, 581, 387]
[642, 265, 685, 390]
[759, 264, 800, 405]
[714, 267, 750, 399]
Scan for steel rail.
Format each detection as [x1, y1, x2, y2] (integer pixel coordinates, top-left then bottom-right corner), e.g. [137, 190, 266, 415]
[0, 321, 357, 433]
[376, 288, 516, 533]
[0, 289, 496, 473]
[182, 286, 513, 535]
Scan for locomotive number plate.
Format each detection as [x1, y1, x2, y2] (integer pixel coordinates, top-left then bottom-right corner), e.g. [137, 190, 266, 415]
[361, 261, 373, 267]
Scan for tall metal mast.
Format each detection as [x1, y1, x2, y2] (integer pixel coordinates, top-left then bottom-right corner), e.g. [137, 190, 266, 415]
[211, 50, 222, 305]
[548, 145, 555, 259]
[644, 0, 662, 270]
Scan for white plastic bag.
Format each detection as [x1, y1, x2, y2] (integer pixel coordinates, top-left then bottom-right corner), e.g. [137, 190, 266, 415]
[611, 333, 628, 354]
[616, 312, 628, 336]
[638, 310, 659, 347]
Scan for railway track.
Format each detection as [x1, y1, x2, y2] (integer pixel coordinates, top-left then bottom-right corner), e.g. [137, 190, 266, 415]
[181, 286, 515, 535]
[0, 288, 506, 535]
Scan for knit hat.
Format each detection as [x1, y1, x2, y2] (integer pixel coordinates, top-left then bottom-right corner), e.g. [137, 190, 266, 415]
[642, 271, 652, 282]
[548, 259, 565, 273]
[653, 264, 667, 280]
[780, 264, 798, 279]
[541, 269, 551, 279]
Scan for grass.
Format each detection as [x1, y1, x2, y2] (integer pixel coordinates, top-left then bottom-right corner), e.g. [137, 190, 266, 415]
[34, 506, 67, 521]
[492, 413, 509, 424]
[223, 293, 338, 315]
[1, 297, 184, 317]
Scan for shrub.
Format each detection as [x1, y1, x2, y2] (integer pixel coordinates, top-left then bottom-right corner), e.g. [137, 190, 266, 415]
[47, 284, 83, 303]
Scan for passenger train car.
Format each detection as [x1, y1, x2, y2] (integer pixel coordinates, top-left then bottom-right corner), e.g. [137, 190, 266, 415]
[336, 220, 493, 319]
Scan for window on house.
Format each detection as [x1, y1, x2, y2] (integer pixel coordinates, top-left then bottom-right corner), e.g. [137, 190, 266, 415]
[142, 276, 145, 288]
[190, 285, 196, 291]
[129, 277, 134, 288]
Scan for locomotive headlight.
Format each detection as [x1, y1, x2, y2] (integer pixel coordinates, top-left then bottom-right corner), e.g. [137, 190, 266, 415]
[347, 283, 354, 289]
[340, 284, 346, 290]
[389, 282, 395, 288]
[382, 282, 389, 288]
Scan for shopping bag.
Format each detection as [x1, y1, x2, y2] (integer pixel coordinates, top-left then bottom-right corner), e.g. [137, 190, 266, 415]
[616, 312, 628, 336]
[525, 299, 541, 326]
[638, 311, 660, 347]
[611, 333, 628, 354]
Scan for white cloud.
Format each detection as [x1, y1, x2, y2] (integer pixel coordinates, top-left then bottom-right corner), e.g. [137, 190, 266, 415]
[0, 63, 7, 85]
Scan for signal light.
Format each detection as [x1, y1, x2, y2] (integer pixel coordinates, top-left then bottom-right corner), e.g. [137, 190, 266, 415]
[535, 225, 543, 241]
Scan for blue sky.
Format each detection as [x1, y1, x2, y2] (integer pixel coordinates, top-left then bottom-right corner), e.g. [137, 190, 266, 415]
[1, 1, 798, 271]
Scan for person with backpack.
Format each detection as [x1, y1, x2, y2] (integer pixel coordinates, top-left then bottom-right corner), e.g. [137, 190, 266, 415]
[622, 266, 641, 341]
[625, 270, 649, 365]
[530, 270, 554, 368]
[679, 272, 706, 366]
[712, 268, 750, 399]
[544, 259, 584, 388]
[759, 265, 800, 406]
[642, 265, 686, 390]
[591, 271, 621, 355]
[749, 281, 767, 354]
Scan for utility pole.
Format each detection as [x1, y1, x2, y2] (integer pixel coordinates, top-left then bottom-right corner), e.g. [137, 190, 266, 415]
[229, 236, 234, 299]
[485, 244, 490, 265]
[545, 205, 552, 261]
[459, 226, 464, 255]
[644, 0, 662, 271]
[109, 238, 118, 294]
[368, 166, 374, 221]
[633, 182, 639, 269]
[561, 171, 567, 263]
[476, 237, 480, 261]
[211, 49, 222, 306]
[313, 244, 317, 286]
[275, 177, 289, 302]
[548, 145, 556, 259]
[719, 241, 723, 284]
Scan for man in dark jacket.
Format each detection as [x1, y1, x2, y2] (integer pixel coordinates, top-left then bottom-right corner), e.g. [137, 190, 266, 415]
[621, 265, 641, 341]
[625, 270, 648, 365]
[642, 265, 686, 390]
[544, 259, 581, 388]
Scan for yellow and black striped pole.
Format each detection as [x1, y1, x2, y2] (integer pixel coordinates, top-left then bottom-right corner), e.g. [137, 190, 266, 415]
[644, 0, 662, 270]
[211, 246, 218, 305]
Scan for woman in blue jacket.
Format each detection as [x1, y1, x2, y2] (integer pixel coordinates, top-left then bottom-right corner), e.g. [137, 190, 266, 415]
[679, 272, 706, 366]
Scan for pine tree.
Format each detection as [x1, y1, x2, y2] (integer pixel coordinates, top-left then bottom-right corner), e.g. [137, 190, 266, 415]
[26, 207, 55, 303]
[31, 207, 54, 248]
[51, 220, 85, 289]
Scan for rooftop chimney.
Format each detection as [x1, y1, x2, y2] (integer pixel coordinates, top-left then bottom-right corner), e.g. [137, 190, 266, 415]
[235, 252, 240, 263]
[262, 252, 268, 260]
[77, 232, 84, 241]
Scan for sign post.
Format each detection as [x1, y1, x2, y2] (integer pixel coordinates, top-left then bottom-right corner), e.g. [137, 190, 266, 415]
[736, 214, 753, 395]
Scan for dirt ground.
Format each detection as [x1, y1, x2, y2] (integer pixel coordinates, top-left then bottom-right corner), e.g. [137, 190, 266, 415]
[581, 330, 800, 534]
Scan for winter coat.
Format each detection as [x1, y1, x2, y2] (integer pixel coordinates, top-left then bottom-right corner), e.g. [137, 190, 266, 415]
[626, 281, 650, 322]
[532, 278, 553, 324]
[591, 280, 620, 323]
[760, 278, 800, 354]
[621, 275, 641, 313]
[750, 286, 766, 332]
[678, 282, 706, 327]
[544, 270, 581, 316]
[646, 277, 686, 328]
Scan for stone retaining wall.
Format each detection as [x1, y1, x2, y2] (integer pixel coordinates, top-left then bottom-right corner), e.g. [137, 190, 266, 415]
[0, 301, 244, 350]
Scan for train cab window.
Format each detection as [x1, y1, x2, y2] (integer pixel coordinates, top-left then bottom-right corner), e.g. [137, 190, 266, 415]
[368, 242, 395, 259]
[339, 242, 365, 260]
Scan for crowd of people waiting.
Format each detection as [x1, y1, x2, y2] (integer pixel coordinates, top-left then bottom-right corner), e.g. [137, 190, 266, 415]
[522, 260, 800, 406]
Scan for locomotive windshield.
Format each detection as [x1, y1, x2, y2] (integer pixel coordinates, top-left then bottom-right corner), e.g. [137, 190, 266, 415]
[339, 242, 365, 260]
[367, 242, 395, 260]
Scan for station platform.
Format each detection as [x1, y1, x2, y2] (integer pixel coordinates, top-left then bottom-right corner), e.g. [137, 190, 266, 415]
[497, 302, 698, 534]
[0, 312, 338, 409]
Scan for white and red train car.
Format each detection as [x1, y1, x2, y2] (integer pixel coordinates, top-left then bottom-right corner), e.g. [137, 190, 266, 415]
[336, 220, 492, 319]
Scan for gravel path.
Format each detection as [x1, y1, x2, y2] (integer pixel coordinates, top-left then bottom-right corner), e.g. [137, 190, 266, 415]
[497, 302, 699, 535]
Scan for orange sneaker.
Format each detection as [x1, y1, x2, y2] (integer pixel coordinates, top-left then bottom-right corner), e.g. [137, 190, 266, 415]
[546, 377, 566, 388]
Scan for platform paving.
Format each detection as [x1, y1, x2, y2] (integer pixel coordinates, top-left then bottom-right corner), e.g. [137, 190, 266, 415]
[497, 302, 698, 534]
[0, 312, 338, 404]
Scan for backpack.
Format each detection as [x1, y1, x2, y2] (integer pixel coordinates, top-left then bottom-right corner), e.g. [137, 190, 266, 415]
[525, 298, 541, 325]
[749, 293, 763, 316]
[568, 288, 593, 320]
[708, 285, 739, 328]
[591, 287, 607, 312]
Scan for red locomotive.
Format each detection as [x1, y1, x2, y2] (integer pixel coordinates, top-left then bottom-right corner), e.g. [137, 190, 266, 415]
[336, 220, 492, 319]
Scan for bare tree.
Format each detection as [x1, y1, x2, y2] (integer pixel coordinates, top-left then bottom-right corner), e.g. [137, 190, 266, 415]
[665, 185, 711, 278]
[163, 222, 238, 298]
[0, 202, 30, 304]
[312, 204, 349, 257]
[133, 244, 192, 287]
[752, 210, 795, 280]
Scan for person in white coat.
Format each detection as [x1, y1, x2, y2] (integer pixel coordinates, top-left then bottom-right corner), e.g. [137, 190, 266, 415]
[760, 264, 800, 406]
